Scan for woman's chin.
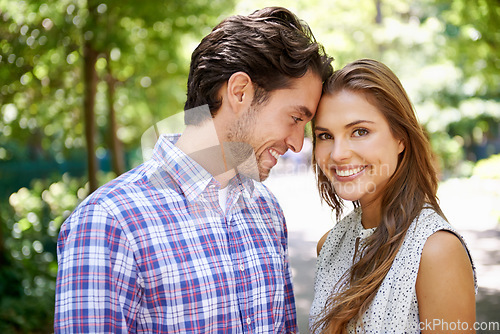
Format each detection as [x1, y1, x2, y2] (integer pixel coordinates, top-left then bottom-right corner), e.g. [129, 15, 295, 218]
[334, 189, 362, 202]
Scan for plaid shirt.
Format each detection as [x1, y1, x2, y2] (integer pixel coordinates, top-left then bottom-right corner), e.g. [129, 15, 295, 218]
[55, 134, 297, 333]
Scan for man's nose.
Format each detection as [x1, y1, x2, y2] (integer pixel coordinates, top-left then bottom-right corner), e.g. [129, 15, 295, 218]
[285, 126, 305, 153]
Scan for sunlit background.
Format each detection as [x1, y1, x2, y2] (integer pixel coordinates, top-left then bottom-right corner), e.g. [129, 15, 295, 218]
[1, 0, 499, 332]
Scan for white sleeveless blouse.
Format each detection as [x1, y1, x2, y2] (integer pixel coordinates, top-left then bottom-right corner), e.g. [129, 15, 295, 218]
[309, 207, 477, 333]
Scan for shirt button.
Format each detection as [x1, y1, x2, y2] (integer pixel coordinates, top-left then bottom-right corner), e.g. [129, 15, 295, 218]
[246, 317, 251, 325]
[239, 264, 245, 271]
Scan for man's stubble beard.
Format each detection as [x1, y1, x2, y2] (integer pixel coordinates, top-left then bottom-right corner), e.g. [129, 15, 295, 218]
[226, 105, 268, 181]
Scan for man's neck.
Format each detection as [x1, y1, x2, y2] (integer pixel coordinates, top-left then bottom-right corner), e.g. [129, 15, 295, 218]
[175, 122, 236, 188]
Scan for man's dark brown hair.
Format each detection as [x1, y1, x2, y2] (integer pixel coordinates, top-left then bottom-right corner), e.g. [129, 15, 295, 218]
[184, 6, 333, 125]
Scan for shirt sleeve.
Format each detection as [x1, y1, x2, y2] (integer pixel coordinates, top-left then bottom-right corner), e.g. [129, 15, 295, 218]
[278, 210, 299, 333]
[54, 202, 141, 333]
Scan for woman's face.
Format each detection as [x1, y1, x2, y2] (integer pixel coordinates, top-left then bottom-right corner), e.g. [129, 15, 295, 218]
[314, 90, 404, 207]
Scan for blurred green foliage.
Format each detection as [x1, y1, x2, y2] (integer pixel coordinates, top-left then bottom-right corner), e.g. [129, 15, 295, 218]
[0, 0, 499, 332]
[0, 0, 234, 163]
[0, 175, 82, 333]
[0, 172, 115, 333]
[473, 153, 500, 179]
[0, 0, 234, 331]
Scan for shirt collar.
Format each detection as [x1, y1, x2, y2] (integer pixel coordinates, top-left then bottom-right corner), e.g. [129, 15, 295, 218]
[353, 207, 377, 239]
[151, 134, 255, 201]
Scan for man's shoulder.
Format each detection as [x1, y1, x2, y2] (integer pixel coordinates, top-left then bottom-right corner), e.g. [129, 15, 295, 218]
[78, 161, 181, 215]
[252, 181, 281, 205]
[60, 161, 185, 236]
[85, 164, 148, 204]
[247, 181, 286, 221]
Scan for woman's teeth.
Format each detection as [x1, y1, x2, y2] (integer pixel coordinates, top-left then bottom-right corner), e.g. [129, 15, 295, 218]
[335, 166, 365, 177]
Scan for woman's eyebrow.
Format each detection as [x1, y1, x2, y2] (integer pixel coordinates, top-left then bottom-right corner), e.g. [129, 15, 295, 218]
[344, 120, 375, 128]
[314, 120, 375, 132]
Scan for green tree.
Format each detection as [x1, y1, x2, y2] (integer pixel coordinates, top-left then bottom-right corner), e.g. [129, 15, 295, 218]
[1, 0, 234, 191]
[0, 0, 234, 331]
[438, 0, 500, 99]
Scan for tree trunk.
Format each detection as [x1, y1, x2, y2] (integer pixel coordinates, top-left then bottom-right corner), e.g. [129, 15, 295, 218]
[375, 0, 382, 24]
[375, 0, 384, 57]
[105, 53, 126, 176]
[83, 41, 99, 193]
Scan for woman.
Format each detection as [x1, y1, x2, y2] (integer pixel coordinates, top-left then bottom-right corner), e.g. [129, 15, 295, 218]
[309, 59, 476, 333]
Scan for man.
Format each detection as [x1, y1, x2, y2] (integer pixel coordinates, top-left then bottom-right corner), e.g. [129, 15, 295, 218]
[55, 7, 332, 333]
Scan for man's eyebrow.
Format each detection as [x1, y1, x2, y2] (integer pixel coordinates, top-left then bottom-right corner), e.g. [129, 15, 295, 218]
[295, 106, 313, 119]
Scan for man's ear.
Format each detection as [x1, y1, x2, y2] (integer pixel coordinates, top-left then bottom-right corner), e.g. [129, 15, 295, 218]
[227, 72, 254, 114]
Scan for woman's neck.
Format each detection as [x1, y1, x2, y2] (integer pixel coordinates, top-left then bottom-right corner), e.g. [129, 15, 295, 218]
[360, 199, 382, 229]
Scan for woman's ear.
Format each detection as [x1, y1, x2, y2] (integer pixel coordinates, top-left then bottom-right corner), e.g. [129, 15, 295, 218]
[398, 139, 405, 154]
[226, 72, 254, 114]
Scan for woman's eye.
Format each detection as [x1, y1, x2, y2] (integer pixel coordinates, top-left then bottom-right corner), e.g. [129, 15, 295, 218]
[292, 116, 303, 123]
[353, 128, 369, 137]
[317, 133, 332, 140]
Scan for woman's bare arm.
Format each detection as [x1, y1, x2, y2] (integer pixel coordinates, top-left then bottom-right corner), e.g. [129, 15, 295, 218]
[416, 230, 476, 333]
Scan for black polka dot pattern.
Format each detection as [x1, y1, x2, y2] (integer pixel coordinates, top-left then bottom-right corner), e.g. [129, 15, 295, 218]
[309, 207, 477, 333]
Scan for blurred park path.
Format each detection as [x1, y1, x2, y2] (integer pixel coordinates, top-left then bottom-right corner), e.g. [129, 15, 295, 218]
[265, 165, 500, 334]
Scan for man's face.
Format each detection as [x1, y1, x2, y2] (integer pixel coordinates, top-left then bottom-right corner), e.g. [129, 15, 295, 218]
[228, 70, 323, 181]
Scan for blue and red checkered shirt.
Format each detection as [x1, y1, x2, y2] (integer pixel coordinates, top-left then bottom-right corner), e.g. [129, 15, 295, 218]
[55, 134, 298, 333]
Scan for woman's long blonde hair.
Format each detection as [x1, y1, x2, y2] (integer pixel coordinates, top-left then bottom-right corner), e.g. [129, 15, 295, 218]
[311, 59, 445, 333]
